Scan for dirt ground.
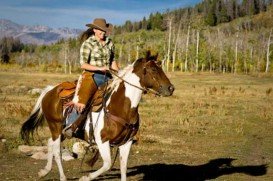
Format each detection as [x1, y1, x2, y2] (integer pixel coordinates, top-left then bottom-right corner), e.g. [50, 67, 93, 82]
[0, 71, 272, 180]
[0, 139, 270, 181]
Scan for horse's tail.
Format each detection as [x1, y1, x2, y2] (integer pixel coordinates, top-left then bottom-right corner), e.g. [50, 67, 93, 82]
[20, 86, 54, 144]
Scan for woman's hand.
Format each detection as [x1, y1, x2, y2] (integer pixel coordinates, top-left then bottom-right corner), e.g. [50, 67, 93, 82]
[98, 66, 109, 72]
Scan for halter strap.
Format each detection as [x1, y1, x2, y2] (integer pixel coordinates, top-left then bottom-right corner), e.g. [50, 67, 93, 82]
[109, 68, 161, 96]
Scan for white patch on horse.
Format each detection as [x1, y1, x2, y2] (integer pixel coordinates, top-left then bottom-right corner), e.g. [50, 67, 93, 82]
[124, 73, 142, 108]
[84, 111, 105, 143]
[109, 66, 142, 108]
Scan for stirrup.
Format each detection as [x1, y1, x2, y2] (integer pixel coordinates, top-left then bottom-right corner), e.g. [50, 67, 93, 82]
[62, 125, 73, 139]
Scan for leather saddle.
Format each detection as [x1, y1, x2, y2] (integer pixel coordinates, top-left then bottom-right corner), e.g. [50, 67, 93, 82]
[57, 81, 77, 99]
[57, 81, 109, 112]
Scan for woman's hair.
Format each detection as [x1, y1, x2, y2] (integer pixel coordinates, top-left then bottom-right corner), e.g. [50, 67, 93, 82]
[79, 28, 94, 44]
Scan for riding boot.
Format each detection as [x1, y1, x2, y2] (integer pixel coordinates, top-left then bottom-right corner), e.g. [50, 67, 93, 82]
[63, 72, 97, 138]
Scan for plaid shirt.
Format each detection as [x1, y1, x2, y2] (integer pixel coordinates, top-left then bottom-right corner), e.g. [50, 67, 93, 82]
[80, 35, 114, 67]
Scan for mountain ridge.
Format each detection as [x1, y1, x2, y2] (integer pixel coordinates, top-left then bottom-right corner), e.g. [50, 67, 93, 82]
[0, 19, 83, 45]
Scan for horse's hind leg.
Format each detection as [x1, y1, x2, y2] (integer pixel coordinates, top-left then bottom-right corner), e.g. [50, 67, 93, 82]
[38, 85, 66, 180]
[119, 140, 133, 181]
[52, 135, 66, 181]
[38, 136, 66, 181]
[38, 138, 54, 178]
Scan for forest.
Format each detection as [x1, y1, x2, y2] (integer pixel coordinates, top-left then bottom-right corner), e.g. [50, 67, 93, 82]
[0, 0, 273, 74]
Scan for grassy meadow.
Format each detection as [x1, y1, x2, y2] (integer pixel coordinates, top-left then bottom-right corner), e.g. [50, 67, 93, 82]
[0, 64, 273, 180]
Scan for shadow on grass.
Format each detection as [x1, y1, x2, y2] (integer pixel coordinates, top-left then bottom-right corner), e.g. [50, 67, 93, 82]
[94, 158, 267, 181]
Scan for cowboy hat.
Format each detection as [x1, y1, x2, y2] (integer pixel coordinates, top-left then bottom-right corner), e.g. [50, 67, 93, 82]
[86, 18, 113, 33]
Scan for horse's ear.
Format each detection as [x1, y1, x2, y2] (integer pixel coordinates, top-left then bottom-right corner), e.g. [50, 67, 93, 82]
[154, 53, 158, 61]
[145, 50, 151, 60]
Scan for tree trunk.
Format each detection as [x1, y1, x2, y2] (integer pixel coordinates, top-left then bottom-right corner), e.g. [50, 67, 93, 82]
[243, 48, 247, 74]
[172, 18, 182, 72]
[250, 46, 253, 72]
[209, 51, 212, 73]
[195, 30, 199, 73]
[185, 25, 190, 72]
[64, 42, 68, 74]
[68, 60, 72, 74]
[128, 44, 131, 63]
[265, 29, 272, 73]
[166, 18, 172, 72]
[136, 36, 141, 60]
[234, 32, 239, 74]
[217, 28, 223, 73]
[119, 38, 124, 62]
[136, 44, 139, 60]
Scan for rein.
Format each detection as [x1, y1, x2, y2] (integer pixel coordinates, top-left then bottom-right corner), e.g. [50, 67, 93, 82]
[109, 68, 161, 96]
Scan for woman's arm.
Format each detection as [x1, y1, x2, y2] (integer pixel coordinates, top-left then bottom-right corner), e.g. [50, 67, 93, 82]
[81, 63, 109, 72]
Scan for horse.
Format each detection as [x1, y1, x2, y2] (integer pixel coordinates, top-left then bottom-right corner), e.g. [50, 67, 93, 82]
[20, 51, 174, 181]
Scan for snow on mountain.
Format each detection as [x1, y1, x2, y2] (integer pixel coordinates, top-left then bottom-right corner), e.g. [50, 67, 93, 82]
[0, 19, 83, 45]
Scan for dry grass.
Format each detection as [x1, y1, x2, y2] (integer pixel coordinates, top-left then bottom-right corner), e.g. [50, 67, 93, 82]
[0, 68, 273, 180]
[136, 72, 273, 180]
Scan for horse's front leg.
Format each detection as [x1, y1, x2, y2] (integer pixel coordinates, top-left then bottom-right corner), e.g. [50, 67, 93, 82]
[119, 140, 133, 181]
[80, 141, 111, 181]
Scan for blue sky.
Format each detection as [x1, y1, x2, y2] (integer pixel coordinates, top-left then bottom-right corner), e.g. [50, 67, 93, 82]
[0, 0, 202, 29]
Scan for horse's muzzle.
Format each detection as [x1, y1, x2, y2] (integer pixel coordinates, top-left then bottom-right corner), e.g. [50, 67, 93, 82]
[159, 84, 175, 96]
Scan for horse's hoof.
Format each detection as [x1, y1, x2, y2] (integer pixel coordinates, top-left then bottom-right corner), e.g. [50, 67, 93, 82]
[38, 169, 49, 178]
[62, 125, 73, 139]
[79, 176, 89, 181]
[60, 176, 67, 181]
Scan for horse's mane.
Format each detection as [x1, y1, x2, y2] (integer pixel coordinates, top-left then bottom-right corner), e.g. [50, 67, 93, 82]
[109, 63, 134, 90]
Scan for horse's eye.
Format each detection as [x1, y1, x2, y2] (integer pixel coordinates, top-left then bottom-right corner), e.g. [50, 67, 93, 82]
[151, 67, 157, 72]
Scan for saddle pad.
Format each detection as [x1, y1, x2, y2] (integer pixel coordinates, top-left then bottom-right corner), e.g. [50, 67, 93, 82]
[57, 81, 77, 99]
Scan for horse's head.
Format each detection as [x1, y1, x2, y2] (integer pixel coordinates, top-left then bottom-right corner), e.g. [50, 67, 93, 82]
[133, 51, 174, 96]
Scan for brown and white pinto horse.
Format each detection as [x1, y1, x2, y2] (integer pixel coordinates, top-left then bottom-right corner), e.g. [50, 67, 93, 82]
[20, 52, 174, 181]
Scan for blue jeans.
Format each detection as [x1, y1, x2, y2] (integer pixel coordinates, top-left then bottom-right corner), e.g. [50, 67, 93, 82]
[93, 73, 111, 87]
[66, 108, 80, 125]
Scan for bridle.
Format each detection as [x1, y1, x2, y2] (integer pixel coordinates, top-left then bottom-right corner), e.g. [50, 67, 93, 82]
[109, 68, 161, 96]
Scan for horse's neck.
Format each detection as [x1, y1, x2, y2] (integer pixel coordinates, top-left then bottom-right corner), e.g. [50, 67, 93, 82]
[107, 71, 143, 120]
[123, 73, 143, 107]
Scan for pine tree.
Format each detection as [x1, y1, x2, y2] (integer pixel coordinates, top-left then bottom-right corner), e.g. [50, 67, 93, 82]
[205, 0, 217, 26]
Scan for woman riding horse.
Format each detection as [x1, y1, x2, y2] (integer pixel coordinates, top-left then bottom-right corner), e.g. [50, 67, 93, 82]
[21, 51, 174, 180]
[63, 18, 119, 138]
